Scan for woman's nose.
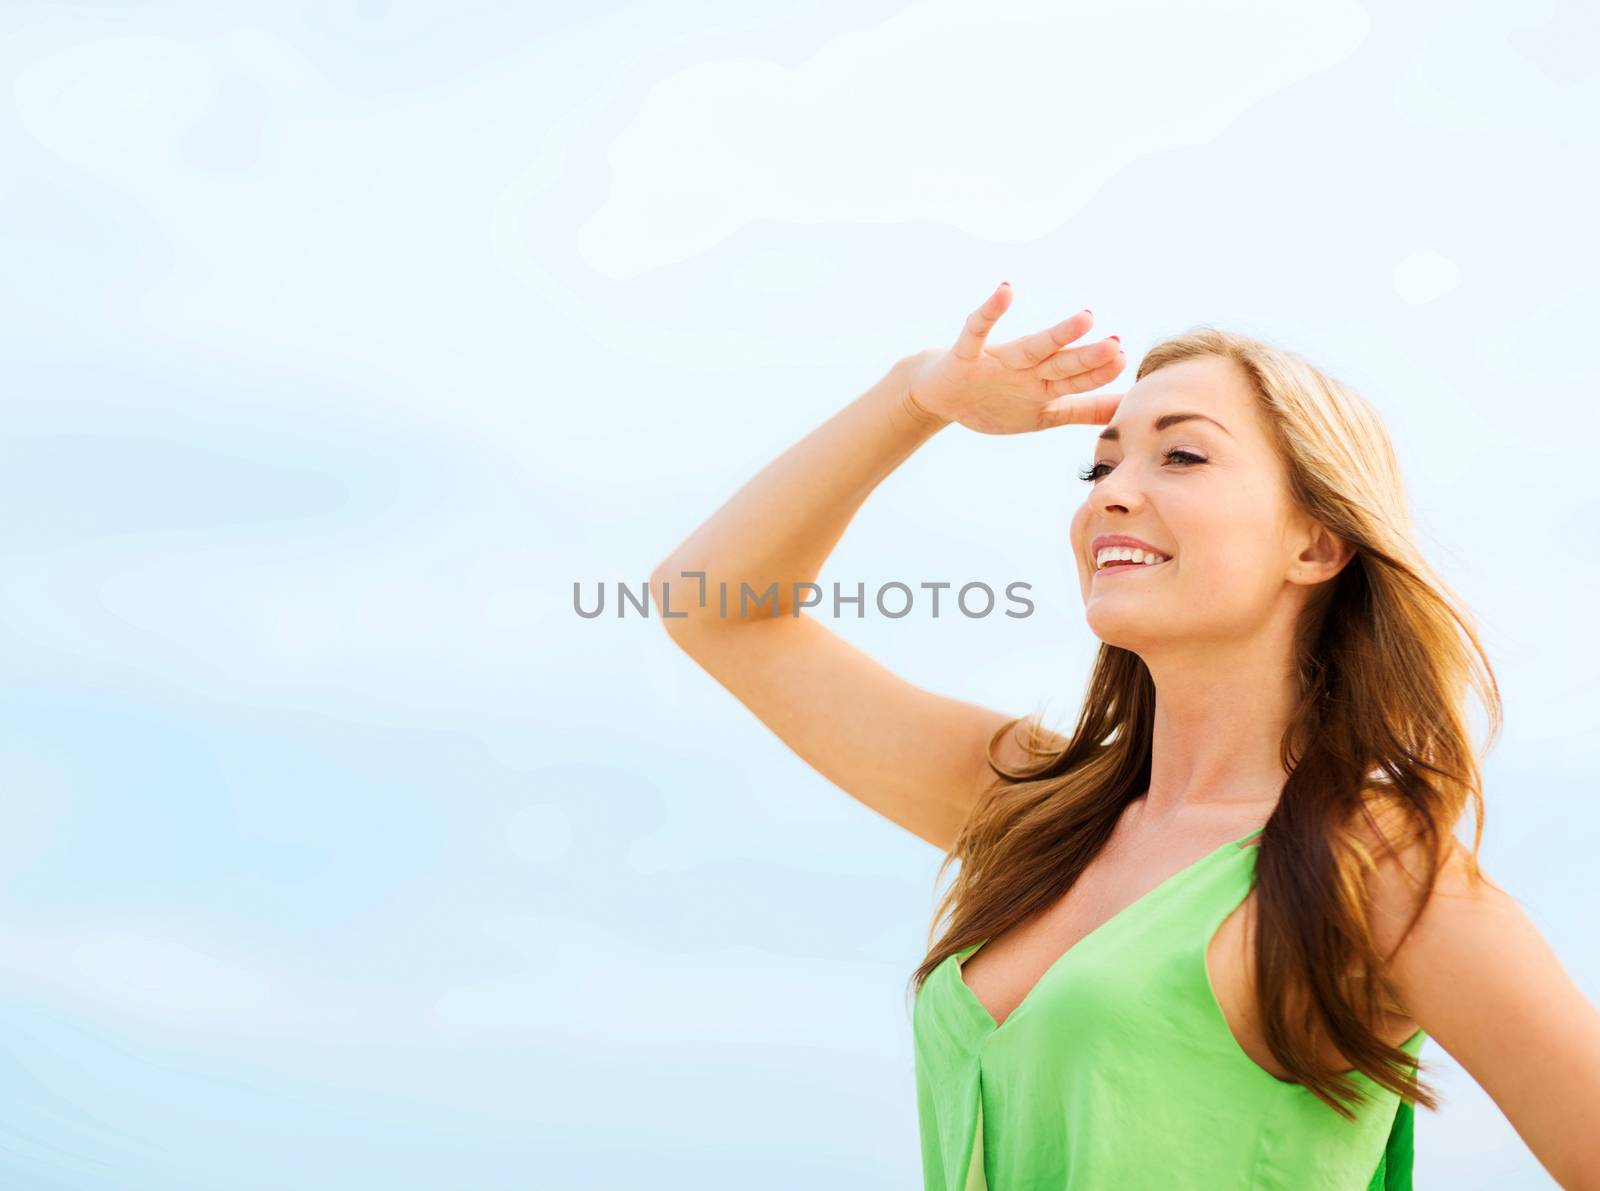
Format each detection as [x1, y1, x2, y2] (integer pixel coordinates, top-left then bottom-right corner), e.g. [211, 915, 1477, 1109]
[1093, 467, 1146, 511]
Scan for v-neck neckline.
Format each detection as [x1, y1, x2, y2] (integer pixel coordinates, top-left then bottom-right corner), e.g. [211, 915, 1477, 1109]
[952, 826, 1264, 1034]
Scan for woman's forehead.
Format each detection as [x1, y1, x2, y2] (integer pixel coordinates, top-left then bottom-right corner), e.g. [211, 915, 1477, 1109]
[1114, 358, 1256, 437]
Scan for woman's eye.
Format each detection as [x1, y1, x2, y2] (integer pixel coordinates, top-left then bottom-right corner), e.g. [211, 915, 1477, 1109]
[1077, 448, 1206, 483]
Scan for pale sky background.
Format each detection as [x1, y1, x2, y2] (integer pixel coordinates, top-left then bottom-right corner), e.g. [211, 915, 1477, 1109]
[2, 1, 1596, 1187]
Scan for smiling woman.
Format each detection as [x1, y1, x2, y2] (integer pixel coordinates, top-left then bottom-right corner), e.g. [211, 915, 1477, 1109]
[650, 281, 1600, 1190]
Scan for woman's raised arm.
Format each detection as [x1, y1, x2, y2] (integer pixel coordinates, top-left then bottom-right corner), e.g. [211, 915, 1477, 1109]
[649, 283, 1124, 851]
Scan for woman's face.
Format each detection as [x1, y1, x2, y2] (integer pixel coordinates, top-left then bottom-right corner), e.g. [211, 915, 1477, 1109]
[1068, 355, 1334, 653]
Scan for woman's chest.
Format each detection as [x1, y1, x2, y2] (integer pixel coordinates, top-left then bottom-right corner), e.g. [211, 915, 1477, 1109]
[957, 862, 1418, 1079]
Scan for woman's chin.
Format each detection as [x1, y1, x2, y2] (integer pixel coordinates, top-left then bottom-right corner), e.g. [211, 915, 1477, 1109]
[1084, 603, 1172, 648]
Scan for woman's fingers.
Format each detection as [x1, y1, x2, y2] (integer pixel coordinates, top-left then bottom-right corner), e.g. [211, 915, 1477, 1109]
[1034, 336, 1123, 382]
[1034, 352, 1127, 430]
[991, 309, 1095, 370]
[1041, 351, 1125, 397]
[950, 282, 1013, 360]
[939, 283, 1127, 434]
[1036, 388, 1124, 431]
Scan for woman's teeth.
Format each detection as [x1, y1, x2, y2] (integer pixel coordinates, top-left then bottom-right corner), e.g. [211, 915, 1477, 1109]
[1095, 547, 1171, 570]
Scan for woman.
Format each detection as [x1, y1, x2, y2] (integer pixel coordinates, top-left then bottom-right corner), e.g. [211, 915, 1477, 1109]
[648, 283, 1600, 1189]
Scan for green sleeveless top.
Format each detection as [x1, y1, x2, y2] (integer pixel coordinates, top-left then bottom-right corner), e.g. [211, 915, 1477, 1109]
[912, 828, 1427, 1189]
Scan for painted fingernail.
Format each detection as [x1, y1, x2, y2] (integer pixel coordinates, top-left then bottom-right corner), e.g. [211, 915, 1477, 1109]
[1109, 335, 1121, 343]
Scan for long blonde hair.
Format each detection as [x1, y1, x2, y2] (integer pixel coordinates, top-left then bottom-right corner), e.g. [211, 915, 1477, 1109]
[908, 326, 1499, 1118]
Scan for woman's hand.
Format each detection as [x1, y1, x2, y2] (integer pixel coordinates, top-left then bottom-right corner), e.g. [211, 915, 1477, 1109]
[901, 282, 1127, 435]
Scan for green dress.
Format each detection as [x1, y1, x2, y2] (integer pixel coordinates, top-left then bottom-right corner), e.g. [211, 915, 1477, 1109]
[912, 828, 1428, 1189]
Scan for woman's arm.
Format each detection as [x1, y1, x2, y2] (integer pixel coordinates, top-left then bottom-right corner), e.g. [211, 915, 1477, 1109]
[649, 355, 1014, 853]
[652, 352, 952, 627]
[1368, 830, 1600, 1189]
[650, 284, 1123, 851]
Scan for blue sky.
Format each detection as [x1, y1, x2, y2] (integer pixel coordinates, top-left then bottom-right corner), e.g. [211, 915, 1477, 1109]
[1, 1, 1595, 1187]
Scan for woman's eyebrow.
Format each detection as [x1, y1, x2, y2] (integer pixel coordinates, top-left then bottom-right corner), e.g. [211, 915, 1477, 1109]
[1097, 412, 1233, 443]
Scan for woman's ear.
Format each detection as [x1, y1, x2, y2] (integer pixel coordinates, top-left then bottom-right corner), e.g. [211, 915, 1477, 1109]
[1291, 520, 1357, 585]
